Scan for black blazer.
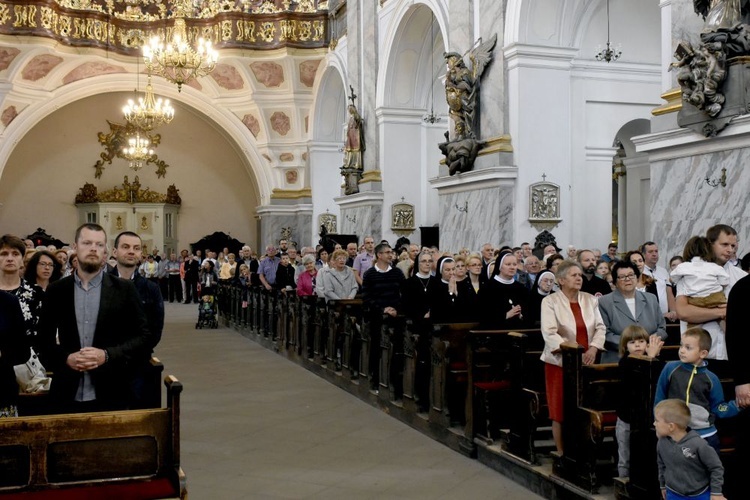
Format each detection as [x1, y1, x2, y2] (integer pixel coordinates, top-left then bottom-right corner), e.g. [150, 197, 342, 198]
[37, 273, 152, 409]
[0, 292, 31, 406]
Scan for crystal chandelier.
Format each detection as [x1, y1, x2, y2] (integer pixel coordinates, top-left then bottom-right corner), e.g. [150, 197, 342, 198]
[595, 0, 622, 63]
[123, 72, 175, 131]
[423, 11, 441, 124]
[121, 130, 155, 171]
[142, 0, 218, 92]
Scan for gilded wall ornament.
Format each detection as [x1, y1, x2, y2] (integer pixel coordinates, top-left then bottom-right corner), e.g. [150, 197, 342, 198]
[391, 202, 415, 233]
[93, 121, 169, 179]
[75, 175, 181, 205]
[319, 213, 337, 234]
[528, 181, 561, 231]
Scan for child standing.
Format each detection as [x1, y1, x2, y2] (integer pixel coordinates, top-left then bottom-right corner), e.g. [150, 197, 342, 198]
[670, 236, 729, 358]
[654, 327, 740, 453]
[655, 399, 726, 500]
[616, 325, 664, 477]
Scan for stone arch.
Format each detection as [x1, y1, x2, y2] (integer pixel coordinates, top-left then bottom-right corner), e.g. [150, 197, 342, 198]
[310, 58, 347, 143]
[377, 0, 448, 111]
[307, 56, 348, 242]
[0, 73, 271, 197]
[505, 0, 658, 59]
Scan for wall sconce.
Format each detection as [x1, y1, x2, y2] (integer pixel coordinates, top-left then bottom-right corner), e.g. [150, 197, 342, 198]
[455, 201, 468, 213]
[345, 213, 357, 223]
[705, 167, 726, 188]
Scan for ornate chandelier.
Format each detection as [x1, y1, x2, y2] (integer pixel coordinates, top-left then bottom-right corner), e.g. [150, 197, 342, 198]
[121, 130, 155, 171]
[123, 72, 175, 131]
[142, 0, 219, 91]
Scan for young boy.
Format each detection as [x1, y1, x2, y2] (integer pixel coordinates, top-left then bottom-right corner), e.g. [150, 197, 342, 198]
[654, 327, 740, 453]
[655, 399, 726, 500]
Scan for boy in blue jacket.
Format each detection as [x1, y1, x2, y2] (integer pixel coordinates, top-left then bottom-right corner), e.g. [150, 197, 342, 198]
[654, 327, 741, 454]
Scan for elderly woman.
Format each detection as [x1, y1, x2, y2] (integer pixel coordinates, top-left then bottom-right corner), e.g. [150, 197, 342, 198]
[479, 251, 529, 330]
[626, 250, 657, 298]
[540, 260, 606, 455]
[319, 249, 357, 301]
[597, 260, 667, 363]
[527, 270, 556, 326]
[296, 254, 318, 297]
[24, 249, 62, 291]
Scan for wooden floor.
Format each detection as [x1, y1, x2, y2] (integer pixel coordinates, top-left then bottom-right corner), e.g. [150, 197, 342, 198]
[155, 302, 544, 499]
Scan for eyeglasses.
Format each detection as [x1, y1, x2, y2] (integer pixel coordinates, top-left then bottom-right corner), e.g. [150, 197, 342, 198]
[617, 274, 636, 281]
[38, 262, 54, 268]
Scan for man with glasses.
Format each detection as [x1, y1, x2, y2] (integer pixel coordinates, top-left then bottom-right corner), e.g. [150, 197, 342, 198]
[598, 260, 666, 363]
[362, 242, 404, 392]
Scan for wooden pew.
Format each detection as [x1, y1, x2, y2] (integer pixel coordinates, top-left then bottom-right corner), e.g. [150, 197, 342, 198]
[464, 329, 543, 450]
[0, 376, 186, 499]
[503, 329, 549, 464]
[17, 356, 165, 417]
[559, 342, 620, 493]
[429, 323, 479, 429]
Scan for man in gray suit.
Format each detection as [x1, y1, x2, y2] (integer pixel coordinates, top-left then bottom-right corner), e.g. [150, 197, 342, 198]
[598, 260, 667, 363]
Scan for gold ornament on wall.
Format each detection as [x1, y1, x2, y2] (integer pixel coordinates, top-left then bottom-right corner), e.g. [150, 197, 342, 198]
[93, 121, 169, 179]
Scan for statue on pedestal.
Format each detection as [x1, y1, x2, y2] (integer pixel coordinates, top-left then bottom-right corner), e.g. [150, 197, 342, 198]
[438, 34, 497, 175]
[675, 2, 750, 135]
[341, 85, 365, 195]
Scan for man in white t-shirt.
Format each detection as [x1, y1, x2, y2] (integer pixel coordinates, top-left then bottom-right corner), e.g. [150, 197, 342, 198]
[641, 241, 672, 319]
[675, 224, 746, 360]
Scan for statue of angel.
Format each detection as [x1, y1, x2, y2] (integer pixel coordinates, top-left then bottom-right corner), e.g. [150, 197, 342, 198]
[444, 34, 497, 140]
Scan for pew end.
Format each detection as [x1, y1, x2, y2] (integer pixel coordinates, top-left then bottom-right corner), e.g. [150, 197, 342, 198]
[0, 375, 186, 499]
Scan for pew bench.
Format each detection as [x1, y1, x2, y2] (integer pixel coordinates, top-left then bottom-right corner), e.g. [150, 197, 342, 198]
[17, 357, 165, 417]
[559, 342, 620, 493]
[0, 376, 186, 499]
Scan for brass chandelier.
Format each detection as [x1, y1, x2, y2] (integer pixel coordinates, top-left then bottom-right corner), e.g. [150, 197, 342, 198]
[123, 72, 175, 131]
[142, 0, 219, 91]
[121, 130, 155, 171]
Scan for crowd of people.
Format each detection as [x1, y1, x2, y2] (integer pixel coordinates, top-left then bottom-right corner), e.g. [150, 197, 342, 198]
[4, 222, 750, 498]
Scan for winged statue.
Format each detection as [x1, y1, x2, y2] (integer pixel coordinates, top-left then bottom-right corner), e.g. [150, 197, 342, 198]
[444, 33, 497, 140]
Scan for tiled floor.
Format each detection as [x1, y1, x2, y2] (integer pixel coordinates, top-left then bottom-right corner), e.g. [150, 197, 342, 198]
[156, 302, 542, 499]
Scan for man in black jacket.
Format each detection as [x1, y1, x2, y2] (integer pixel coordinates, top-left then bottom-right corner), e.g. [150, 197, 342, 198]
[38, 224, 152, 413]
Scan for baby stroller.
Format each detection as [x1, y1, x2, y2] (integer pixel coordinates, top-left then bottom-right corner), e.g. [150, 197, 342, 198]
[196, 294, 218, 329]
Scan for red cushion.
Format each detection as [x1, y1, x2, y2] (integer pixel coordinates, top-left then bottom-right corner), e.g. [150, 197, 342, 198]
[2, 478, 179, 500]
[448, 362, 467, 370]
[474, 380, 511, 391]
[601, 411, 618, 427]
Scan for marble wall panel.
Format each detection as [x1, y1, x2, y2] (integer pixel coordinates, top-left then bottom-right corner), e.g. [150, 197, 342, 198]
[650, 146, 750, 261]
[340, 204, 382, 241]
[477, 0, 505, 138]
[438, 185, 514, 253]
[261, 213, 312, 249]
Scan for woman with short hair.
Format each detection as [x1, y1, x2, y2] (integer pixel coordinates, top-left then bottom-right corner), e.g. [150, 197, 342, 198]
[540, 260, 606, 455]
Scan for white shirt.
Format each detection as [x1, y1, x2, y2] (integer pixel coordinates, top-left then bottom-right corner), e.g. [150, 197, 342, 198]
[643, 265, 670, 315]
[723, 261, 746, 297]
[670, 257, 729, 297]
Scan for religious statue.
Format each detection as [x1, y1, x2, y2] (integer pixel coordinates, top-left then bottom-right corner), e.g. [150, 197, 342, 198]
[675, 1, 750, 135]
[439, 34, 497, 175]
[341, 85, 365, 194]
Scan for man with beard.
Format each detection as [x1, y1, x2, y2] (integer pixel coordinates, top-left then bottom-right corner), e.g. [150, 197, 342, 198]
[38, 223, 151, 413]
[577, 249, 611, 297]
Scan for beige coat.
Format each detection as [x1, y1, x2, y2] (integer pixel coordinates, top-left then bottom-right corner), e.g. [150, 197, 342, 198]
[540, 291, 606, 366]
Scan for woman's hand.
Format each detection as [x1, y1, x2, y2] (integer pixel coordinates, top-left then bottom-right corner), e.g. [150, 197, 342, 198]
[448, 276, 457, 295]
[506, 305, 522, 319]
[582, 346, 598, 365]
[646, 334, 664, 358]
